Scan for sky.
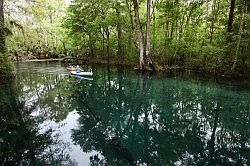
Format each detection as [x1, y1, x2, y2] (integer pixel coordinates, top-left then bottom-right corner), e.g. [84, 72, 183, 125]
[65, 0, 71, 5]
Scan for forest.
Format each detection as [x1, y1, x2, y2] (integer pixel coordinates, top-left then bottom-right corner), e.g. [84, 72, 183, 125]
[0, 0, 249, 76]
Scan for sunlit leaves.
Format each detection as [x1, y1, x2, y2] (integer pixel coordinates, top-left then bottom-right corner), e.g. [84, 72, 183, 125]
[4, 0, 69, 55]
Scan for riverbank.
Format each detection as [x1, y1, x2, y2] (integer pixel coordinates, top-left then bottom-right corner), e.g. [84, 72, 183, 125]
[61, 56, 250, 79]
[27, 58, 63, 62]
[3, 56, 249, 79]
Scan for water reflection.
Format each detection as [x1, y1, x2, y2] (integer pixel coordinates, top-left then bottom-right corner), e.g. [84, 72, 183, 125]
[0, 61, 88, 165]
[0, 76, 76, 165]
[70, 68, 250, 165]
[0, 61, 249, 165]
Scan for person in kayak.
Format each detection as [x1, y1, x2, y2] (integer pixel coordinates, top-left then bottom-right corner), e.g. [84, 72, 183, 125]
[76, 65, 81, 73]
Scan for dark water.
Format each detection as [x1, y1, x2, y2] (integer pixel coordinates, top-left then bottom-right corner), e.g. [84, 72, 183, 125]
[0, 61, 250, 166]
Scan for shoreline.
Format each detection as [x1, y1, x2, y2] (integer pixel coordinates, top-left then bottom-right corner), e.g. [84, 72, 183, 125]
[62, 57, 250, 79]
[8, 57, 250, 79]
[27, 58, 63, 62]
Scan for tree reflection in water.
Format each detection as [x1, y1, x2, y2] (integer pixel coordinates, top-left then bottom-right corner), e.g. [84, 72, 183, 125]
[0, 72, 76, 165]
[70, 67, 250, 166]
[0, 62, 249, 165]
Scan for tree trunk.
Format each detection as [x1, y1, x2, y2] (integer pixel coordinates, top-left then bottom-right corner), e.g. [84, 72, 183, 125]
[210, 0, 216, 43]
[100, 29, 105, 57]
[106, 28, 110, 65]
[227, 0, 236, 33]
[132, 0, 156, 71]
[125, 0, 135, 31]
[145, 0, 151, 57]
[170, 22, 174, 38]
[116, 1, 124, 61]
[164, 21, 169, 45]
[231, 1, 246, 70]
[226, 0, 236, 57]
[88, 33, 94, 58]
[132, 0, 145, 69]
[152, 2, 156, 53]
[103, 27, 110, 66]
[0, 0, 5, 52]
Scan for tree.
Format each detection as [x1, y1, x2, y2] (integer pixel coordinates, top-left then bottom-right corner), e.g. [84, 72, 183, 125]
[116, 1, 124, 61]
[1, 0, 248, 74]
[145, 0, 151, 58]
[231, 0, 247, 70]
[132, 0, 156, 71]
[227, 0, 236, 33]
[0, 0, 5, 52]
[4, 0, 68, 60]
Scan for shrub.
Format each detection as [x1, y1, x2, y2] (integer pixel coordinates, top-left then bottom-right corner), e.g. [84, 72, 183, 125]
[0, 53, 15, 76]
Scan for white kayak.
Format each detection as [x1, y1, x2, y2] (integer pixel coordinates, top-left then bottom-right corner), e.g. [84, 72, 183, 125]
[70, 71, 93, 77]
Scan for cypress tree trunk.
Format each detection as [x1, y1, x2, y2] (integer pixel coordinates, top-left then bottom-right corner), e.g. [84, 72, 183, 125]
[0, 0, 5, 52]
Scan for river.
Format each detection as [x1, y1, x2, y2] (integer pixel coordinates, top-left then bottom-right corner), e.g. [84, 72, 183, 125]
[0, 61, 249, 165]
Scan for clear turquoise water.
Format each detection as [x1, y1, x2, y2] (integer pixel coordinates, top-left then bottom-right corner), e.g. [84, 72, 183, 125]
[0, 61, 249, 165]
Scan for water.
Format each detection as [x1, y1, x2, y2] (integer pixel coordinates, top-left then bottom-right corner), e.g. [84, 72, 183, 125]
[0, 61, 249, 165]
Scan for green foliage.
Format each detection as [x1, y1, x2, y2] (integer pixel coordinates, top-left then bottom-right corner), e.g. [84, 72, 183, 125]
[63, 0, 137, 59]
[0, 53, 15, 76]
[2, 0, 249, 71]
[4, 0, 69, 59]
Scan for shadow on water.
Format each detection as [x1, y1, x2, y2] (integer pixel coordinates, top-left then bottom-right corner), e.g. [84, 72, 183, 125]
[69, 67, 250, 165]
[0, 61, 250, 165]
[0, 77, 77, 165]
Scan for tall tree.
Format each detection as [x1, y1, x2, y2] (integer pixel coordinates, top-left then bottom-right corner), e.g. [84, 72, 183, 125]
[132, 0, 156, 71]
[227, 0, 236, 33]
[231, 1, 247, 70]
[0, 0, 5, 52]
[132, 0, 144, 69]
[145, 0, 151, 57]
[116, 1, 124, 61]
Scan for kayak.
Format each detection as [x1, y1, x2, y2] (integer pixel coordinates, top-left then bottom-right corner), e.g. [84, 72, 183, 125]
[67, 67, 76, 71]
[71, 75, 93, 81]
[70, 71, 93, 77]
[71, 71, 93, 77]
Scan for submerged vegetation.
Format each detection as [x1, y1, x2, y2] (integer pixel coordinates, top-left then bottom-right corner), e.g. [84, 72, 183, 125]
[0, 0, 250, 75]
